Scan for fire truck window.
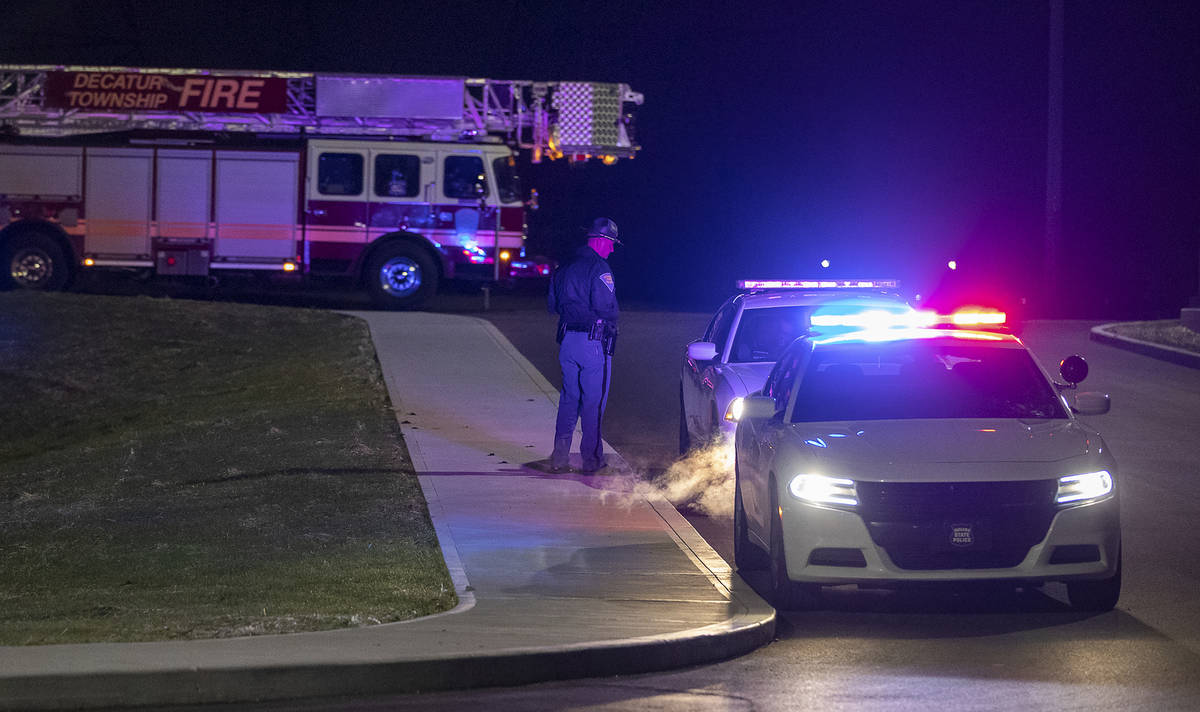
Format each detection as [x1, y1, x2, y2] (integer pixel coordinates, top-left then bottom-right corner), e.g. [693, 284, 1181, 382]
[444, 156, 488, 199]
[318, 153, 364, 196]
[492, 156, 521, 203]
[374, 154, 420, 198]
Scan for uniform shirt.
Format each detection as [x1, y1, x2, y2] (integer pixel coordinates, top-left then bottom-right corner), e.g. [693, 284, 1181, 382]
[548, 245, 619, 328]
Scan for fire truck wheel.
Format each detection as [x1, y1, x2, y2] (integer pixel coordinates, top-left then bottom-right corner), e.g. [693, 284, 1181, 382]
[2, 231, 71, 291]
[365, 242, 436, 309]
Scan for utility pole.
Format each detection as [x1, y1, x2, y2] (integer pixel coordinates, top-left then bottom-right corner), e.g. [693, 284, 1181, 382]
[1043, 0, 1064, 315]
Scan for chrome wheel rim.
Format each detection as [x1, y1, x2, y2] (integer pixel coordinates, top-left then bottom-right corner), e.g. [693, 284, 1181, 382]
[378, 256, 422, 297]
[11, 248, 53, 288]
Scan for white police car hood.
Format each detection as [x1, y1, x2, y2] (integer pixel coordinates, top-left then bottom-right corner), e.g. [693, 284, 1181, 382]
[783, 418, 1109, 482]
[722, 362, 775, 396]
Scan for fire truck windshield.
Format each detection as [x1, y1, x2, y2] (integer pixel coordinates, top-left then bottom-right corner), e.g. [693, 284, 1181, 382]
[493, 157, 521, 203]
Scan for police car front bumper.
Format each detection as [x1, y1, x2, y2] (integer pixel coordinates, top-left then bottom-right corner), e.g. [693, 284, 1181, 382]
[779, 491, 1120, 585]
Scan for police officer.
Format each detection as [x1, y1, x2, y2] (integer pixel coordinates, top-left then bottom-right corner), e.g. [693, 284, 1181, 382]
[548, 217, 621, 473]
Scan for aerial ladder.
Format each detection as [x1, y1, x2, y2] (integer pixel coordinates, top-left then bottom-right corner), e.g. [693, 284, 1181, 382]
[0, 65, 643, 162]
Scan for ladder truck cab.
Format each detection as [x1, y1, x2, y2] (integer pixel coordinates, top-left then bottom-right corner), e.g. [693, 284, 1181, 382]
[0, 66, 642, 308]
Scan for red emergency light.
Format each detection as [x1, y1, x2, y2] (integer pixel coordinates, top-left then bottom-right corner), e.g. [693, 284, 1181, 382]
[949, 309, 1007, 326]
[810, 308, 1007, 331]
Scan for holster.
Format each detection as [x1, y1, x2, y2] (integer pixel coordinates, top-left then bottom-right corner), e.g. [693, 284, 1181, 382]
[599, 322, 618, 356]
[582, 319, 618, 355]
[602, 327, 618, 356]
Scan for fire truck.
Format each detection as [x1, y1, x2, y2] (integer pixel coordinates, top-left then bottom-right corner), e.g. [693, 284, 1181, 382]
[0, 65, 642, 308]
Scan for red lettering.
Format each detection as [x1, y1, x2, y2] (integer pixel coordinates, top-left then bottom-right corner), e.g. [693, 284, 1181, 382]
[48, 72, 282, 114]
[211, 79, 239, 108]
[235, 79, 264, 110]
[180, 78, 206, 107]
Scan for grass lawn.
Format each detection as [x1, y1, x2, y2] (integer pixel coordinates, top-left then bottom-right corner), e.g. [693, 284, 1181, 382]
[0, 292, 455, 645]
[1104, 319, 1200, 353]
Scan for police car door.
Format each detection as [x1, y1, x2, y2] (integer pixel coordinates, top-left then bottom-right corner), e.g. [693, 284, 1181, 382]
[693, 304, 738, 436]
[743, 346, 802, 533]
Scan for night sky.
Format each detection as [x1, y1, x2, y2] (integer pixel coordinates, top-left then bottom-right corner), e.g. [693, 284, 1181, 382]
[5, 1, 1198, 318]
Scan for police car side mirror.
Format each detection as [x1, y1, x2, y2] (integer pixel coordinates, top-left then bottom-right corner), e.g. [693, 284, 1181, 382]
[688, 342, 718, 361]
[739, 396, 778, 421]
[1071, 391, 1111, 416]
[1059, 354, 1089, 386]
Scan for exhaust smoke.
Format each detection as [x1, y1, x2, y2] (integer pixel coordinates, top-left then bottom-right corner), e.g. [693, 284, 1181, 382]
[643, 437, 735, 518]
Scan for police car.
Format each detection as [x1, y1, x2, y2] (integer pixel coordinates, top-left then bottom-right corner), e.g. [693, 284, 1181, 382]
[729, 327, 1120, 611]
[679, 280, 914, 453]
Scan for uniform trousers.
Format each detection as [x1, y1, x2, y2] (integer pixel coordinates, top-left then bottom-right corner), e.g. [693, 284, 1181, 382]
[551, 331, 612, 471]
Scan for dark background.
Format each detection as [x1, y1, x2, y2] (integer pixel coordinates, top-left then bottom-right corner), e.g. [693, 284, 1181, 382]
[4, 0, 1198, 318]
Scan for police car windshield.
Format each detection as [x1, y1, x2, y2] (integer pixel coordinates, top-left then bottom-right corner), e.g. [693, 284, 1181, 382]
[788, 342, 1068, 422]
[729, 307, 810, 363]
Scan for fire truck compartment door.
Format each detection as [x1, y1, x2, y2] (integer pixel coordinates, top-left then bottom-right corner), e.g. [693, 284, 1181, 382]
[85, 148, 152, 255]
[0, 146, 82, 198]
[215, 151, 298, 258]
[155, 149, 212, 239]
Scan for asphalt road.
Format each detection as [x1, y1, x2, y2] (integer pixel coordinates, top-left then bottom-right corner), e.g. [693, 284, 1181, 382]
[427, 311, 1200, 711]
[82, 283, 1200, 711]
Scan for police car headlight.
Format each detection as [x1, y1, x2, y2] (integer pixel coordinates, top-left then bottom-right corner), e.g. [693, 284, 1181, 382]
[788, 474, 858, 508]
[1056, 470, 1113, 505]
[724, 397, 745, 422]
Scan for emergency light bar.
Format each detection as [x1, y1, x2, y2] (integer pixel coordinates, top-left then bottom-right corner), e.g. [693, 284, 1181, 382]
[809, 308, 1007, 330]
[737, 279, 900, 290]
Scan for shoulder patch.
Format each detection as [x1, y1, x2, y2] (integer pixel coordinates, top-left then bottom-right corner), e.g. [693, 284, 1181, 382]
[599, 272, 615, 292]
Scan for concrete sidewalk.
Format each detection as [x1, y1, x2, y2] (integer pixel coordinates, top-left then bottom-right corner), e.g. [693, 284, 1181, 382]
[0, 312, 774, 710]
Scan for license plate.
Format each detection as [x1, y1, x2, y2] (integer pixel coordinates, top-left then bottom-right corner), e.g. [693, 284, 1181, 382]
[936, 520, 992, 551]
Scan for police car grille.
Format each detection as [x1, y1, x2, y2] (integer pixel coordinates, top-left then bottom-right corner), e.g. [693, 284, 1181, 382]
[856, 480, 1058, 571]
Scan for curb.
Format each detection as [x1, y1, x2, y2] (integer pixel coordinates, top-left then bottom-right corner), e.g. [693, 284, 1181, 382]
[2, 595, 775, 712]
[1090, 323, 1200, 370]
[1, 498, 774, 710]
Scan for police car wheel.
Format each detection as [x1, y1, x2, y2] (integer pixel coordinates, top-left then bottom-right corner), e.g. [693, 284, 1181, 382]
[2, 230, 71, 291]
[366, 242, 436, 309]
[678, 386, 691, 454]
[734, 465, 769, 571]
[1066, 548, 1121, 612]
[768, 483, 820, 610]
